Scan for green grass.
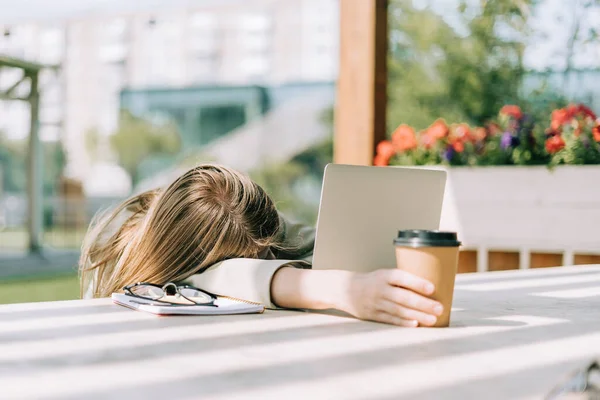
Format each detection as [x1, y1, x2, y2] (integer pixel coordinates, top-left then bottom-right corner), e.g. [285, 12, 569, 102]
[0, 274, 80, 304]
[0, 228, 87, 251]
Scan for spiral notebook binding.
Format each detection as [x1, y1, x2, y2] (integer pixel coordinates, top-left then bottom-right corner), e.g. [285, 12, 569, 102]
[218, 295, 263, 306]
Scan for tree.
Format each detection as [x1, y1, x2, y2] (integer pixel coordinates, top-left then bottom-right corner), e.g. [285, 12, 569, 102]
[110, 110, 181, 184]
[0, 130, 66, 194]
[387, 0, 535, 131]
[42, 140, 66, 194]
[0, 130, 26, 192]
[559, 0, 600, 89]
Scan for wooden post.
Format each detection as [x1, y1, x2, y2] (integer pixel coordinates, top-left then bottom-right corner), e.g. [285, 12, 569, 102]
[27, 71, 43, 254]
[334, 0, 388, 165]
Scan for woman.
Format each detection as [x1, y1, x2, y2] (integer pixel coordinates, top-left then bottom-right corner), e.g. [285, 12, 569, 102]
[80, 164, 443, 327]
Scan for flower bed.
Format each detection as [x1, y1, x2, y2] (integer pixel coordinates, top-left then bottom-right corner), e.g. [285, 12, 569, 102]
[376, 104, 600, 272]
[375, 104, 600, 168]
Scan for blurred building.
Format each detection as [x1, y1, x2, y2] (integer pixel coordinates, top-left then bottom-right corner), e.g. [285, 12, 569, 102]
[0, 0, 339, 181]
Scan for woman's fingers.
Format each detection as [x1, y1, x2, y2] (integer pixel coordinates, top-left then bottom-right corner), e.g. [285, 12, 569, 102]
[372, 311, 418, 327]
[384, 269, 435, 296]
[382, 284, 444, 317]
[377, 299, 438, 327]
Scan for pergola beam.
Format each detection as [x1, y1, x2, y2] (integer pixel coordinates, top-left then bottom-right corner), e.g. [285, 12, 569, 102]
[0, 55, 50, 72]
[0, 71, 28, 100]
[0, 54, 53, 254]
[334, 0, 388, 166]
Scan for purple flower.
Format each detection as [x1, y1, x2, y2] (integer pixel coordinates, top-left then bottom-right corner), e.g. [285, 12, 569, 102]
[501, 132, 512, 149]
[501, 132, 521, 150]
[443, 146, 455, 162]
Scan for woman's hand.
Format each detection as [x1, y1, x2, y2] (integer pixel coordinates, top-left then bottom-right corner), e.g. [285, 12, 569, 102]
[271, 267, 443, 327]
[340, 269, 443, 327]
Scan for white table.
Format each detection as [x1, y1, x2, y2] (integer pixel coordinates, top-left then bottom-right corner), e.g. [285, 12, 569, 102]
[2, 265, 600, 400]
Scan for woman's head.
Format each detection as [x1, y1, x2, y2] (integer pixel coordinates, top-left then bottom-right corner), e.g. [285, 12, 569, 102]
[80, 164, 280, 298]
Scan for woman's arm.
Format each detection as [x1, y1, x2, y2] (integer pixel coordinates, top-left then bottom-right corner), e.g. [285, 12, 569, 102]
[271, 267, 443, 327]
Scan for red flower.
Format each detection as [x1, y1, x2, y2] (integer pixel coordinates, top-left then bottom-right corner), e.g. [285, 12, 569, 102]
[551, 108, 572, 131]
[486, 122, 502, 136]
[593, 124, 600, 142]
[578, 104, 597, 120]
[391, 125, 417, 152]
[545, 135, 566, 154]
[453, 123, 471, 141]
[374, 140, 395, 166]
[374, 154, 390, 166]
[452, 141, 465, 153]
[377, 140, 396, 159]
[566, 104, 579, 117]
[550, 103, 596, 131]
[500, 105, 523, 120]
[427, 119, 449, 140]
[419, 132, 437, 149]
[446, 123, 471, 153]
[473, 127, 487, 142]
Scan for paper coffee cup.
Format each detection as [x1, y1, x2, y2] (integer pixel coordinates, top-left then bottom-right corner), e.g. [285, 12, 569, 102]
[394, 230, 461, 327]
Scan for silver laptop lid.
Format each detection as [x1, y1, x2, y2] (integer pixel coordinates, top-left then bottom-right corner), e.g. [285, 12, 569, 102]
[312, 164, 447, 272]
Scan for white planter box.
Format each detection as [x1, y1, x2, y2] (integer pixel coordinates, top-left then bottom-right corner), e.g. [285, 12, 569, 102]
[437, 166, 600, 270]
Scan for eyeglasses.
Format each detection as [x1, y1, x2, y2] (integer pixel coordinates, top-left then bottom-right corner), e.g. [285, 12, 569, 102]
[123, 282, 218, 307]
[546, 360, 600, 399]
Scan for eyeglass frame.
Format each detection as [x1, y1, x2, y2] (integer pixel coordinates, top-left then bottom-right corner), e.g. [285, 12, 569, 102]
[123, 282, 219, 307]
[546, 360, 600, 399]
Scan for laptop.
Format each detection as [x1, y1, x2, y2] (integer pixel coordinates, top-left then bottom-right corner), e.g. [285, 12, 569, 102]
[312, 164, 447, 272]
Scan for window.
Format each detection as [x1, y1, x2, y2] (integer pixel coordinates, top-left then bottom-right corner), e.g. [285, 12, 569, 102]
[39, 26, 65, 64]
[143, 16, 182, 84]
[238, 14, 271, 32]
[188, 13, 218, 55]
[241, 56, 270, 79]
[39, 69, 62, 107]
[98, 19, 129, 63]
[235, 13, 272, 80]
[190, 13, 217, 30]
[240, 33, 270, 53]
[0, 25, 25, 59]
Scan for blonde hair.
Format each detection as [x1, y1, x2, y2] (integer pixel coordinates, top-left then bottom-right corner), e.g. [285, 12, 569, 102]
[79, 164, 280, 298]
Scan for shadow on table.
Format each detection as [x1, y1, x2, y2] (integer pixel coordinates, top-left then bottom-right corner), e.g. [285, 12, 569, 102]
[380, 358, 587, 400]
[450, 318, 527, 328]
[0, 305, 117, 322]
[47, 319, 600, 400]
[0, 319, 396, 372]
[0, 308, 298, 343]
[14, 267, 600, 399]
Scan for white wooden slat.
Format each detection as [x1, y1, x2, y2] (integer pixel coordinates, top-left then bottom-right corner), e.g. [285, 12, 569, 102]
[456, 273, 600, 291]
[210, 331, 600, 400]
[519, 248, 530, 270]
[0, 298, 106, 314]
[0, 315, 566, 399]
[477, 246, 488, 273]
[0, 313, 359, 363]
[0, 308, 149, 334]
[531, 286, 600, 299]
[563, 250, 575, 266]
[457, 264, 600, 282]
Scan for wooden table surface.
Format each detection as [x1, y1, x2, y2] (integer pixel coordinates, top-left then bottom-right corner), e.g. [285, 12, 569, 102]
[2, 265, 600, 400]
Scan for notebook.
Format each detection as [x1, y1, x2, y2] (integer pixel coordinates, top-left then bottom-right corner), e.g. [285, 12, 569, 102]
[111, 293, 265, 316]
